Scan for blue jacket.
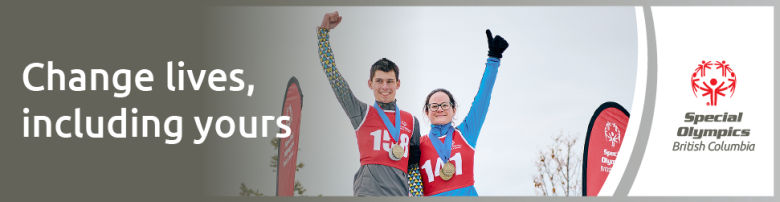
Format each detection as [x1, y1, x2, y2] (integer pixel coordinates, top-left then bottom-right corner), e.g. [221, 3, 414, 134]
[431, 57, 500, 196]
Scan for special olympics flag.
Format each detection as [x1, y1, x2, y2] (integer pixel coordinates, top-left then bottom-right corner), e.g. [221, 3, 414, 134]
[582, 102, 629, 196]
[277, 77, 304, 196]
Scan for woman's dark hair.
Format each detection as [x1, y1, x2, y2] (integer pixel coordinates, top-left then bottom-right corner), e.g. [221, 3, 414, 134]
[424, 88, 457, 114]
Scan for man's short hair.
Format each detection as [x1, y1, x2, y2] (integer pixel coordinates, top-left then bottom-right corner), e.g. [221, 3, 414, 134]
[369, 58, 399, 80]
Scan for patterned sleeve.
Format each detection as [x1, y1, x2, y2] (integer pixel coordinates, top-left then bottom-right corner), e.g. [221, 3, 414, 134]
[407, 117, 423, 196]
[408, 163, 423, 197]
[318, 27, 368, 130]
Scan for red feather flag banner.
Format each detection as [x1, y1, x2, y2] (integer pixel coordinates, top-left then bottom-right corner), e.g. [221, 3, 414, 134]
[276, 77, 304, 196]
[582, 102, 630, 196]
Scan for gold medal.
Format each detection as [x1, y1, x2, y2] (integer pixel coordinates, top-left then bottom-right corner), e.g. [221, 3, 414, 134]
[390, 144, 404, 161]
[440, 161, 455, 181]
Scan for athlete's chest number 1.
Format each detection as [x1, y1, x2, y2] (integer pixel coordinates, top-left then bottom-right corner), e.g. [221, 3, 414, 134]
[420, 153, 463, 182]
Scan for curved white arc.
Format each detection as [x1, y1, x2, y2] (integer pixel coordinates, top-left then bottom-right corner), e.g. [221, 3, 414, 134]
[598, 6, 648, 196]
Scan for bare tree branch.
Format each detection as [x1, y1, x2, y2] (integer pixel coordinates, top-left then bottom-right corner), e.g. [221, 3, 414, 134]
[533, 131, 582, 196]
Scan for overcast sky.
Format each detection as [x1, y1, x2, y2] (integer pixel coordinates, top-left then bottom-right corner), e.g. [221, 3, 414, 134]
[206, 6, 637, 196]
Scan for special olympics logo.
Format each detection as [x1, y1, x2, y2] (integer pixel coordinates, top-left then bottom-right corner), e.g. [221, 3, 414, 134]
[284, 104, 293, 128]
[691, 60, 737, 106]
[604, 121, 620, 147]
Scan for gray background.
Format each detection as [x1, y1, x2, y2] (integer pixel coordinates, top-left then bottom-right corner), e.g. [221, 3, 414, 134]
[0, 0, 777, 201]
[0, 1, 207, 201]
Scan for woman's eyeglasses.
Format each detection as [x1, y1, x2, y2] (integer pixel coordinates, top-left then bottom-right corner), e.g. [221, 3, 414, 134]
[426, 102, 453, 111]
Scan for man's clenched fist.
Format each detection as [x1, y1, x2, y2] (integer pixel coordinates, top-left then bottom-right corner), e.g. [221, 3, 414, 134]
[321, 11, 342, 30]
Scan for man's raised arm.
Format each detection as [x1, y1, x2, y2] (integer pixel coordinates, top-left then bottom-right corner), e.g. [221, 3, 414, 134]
[317, 12, 368, 129]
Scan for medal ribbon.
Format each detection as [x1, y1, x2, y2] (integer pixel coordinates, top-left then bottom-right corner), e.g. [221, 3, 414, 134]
[429, 124, 454, 162]
[373, 102, 401, 143]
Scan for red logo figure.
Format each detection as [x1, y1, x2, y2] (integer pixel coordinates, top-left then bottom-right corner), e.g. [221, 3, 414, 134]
[690, 60, 736, 106]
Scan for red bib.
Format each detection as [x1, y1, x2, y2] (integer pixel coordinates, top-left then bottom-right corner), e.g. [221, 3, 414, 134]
[419, 129, 475, 196]
[355, 106, 415, 172]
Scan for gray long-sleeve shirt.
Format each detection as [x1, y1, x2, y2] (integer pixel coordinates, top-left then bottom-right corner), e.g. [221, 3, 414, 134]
[317, 27, 421, 196]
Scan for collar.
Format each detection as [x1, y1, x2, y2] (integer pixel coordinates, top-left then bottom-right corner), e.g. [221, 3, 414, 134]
[430, 123, 454, 138]
[376, 100, 397, 111]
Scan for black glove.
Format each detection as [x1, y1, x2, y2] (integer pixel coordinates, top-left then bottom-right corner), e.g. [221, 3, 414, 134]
[486, 29, 509, 58]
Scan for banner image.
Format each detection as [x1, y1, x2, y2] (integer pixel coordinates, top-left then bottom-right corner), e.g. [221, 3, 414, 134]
[1, 1, 777, 201]
[582, 102, 630, 196]
[277, 77, 304, 196]
[203, 6, 637, 196]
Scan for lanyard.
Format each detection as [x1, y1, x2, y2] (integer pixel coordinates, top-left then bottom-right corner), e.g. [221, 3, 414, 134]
[429, 124, 454, 162]
[373, 102, 401, 143]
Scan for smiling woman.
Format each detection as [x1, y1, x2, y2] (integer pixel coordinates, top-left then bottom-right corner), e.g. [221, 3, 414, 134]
[416, 30, 508, 196]
[425, 89, 457, 125]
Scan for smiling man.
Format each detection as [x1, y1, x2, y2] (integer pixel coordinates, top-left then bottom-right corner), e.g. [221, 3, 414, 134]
[317, 12, 422, 196]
